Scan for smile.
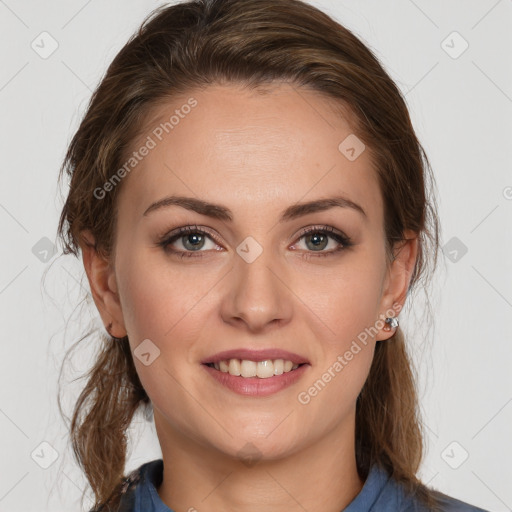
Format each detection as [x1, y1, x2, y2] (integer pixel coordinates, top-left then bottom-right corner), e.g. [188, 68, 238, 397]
[202, 360, 310, 397]
[205, 358, 304, 378]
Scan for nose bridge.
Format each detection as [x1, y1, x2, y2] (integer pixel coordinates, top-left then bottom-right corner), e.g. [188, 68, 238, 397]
[221, 235, 292, 330]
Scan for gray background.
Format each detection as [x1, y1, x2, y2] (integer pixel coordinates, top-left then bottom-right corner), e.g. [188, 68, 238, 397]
[0, 0, 511, 510]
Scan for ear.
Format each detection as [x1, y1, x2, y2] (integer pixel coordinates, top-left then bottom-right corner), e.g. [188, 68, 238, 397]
[80, 229, 127, 338]
[375, 230, 419, 341]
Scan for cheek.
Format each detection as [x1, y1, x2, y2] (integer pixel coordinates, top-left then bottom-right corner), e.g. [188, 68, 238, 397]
[115, 252, 214, 415]
[296, 274, 378, 418]
[291, 249, 384, 408]
[116, 249, 216, 343]
[295, 252, 386, 345]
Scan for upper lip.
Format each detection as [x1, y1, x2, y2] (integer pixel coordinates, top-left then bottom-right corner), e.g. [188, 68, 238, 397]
[201, 348, 310, 365]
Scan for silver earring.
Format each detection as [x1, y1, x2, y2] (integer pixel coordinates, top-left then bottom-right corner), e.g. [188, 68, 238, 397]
[384, 317, 399, 330]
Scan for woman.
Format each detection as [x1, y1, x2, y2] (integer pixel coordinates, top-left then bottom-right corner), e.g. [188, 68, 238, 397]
[57, 0, 489, 510]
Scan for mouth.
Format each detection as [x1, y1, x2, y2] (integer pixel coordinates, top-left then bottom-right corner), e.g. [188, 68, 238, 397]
[203, 359, 309, 379]
[202, 358, 310, 397]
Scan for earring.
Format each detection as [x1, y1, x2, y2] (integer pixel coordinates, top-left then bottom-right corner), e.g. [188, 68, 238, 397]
[384, 316, 399, 331]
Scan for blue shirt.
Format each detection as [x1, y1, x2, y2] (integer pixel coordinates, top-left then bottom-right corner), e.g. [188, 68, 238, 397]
[114, 458, 489, 512]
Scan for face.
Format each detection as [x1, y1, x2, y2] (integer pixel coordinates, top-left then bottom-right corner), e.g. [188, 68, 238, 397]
[85, 82, 416, 463]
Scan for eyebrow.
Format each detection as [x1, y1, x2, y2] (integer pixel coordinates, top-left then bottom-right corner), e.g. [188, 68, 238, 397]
[142, 194, 367, 222]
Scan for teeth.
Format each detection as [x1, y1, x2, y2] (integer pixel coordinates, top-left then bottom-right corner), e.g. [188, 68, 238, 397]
[240, 359, 257, 377]
[273, 359, 284, 375]
[257, 360, 274, 378]
[228, 358, 241, 376]
[211, 358, 302, 378]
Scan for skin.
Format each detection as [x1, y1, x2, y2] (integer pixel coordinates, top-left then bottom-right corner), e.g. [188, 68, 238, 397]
[81, 82, 418, 512]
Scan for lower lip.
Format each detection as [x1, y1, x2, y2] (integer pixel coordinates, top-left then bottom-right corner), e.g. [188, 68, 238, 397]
[202, 363, 309, 397]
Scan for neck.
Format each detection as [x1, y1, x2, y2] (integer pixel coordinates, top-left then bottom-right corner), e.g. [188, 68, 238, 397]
[154, 410, 364, 512]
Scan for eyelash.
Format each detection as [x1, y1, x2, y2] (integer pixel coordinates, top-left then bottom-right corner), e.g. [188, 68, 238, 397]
[157, 224, 353, 260]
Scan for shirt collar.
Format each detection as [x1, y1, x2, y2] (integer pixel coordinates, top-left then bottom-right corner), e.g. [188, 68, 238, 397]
[136, 459, 392, 512]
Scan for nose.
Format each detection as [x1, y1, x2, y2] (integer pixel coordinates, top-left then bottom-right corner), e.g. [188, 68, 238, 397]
[219, 245, 293, 333]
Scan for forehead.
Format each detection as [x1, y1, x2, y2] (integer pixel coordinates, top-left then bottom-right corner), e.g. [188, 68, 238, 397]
[117, 82, 383, 224]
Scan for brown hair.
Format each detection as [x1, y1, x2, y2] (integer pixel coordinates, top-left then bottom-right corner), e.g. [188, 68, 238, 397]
[57, 0, 442, 510]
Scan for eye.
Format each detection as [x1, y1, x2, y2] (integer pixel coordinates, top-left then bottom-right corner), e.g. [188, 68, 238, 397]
[291, 225, 353, 258]
[157, 224, 353, 259]
[157, 225, 222, 258]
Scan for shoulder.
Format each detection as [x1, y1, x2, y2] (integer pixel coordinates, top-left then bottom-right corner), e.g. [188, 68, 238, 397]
[400, 483, 490, 512]
[364, 463, 490, 512]
[89, 459, 161, 512]
[115, 465, 144, 512]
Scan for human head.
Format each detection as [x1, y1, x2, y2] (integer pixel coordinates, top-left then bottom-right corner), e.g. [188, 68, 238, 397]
[57, 0, 440, 509]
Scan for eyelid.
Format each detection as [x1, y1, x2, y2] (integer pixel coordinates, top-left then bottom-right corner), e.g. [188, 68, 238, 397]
[293, 224, 349, 242]
[159, 224, 223, 246]
[157, 223, 352, 255]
